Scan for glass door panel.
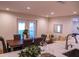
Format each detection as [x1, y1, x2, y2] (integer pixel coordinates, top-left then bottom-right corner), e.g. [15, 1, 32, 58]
[29, 22, 35, 38]
[18, 22, 25, 41]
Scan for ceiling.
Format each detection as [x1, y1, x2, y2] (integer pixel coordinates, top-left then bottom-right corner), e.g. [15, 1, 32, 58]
[0, 1, 79, 17]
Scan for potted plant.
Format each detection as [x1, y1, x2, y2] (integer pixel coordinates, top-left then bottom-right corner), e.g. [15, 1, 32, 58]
[18, 45, 41, 57]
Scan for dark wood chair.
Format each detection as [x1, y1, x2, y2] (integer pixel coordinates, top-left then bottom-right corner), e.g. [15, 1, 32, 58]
[41, 34, 47, 42]
[0, 36, 7, 53]
[23, 39, 33, 48]
[40, 34, 47, 46]
[34, 37, 43, 45]
[7, 34, 22, 51]
[14, 34, 20, 41]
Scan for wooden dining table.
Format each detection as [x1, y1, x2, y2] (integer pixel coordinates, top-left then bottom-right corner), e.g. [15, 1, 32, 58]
[6, 40, 23, 51]
[6, 37, 43, 52]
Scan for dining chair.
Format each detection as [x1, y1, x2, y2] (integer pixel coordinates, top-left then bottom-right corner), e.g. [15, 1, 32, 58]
[34, 37, 43, 45]
[41, 34, 47, 41]
[0, 36, 7, 53]
[40, 34, 47, 46]
[48, 34, 54, 44]
[14, 34, 21, 41]
[23, 39, 33, 48]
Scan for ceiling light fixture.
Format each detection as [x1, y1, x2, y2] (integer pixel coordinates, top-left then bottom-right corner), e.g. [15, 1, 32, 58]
[26, 6, 31, 10]
[6, 8, 10, 11]
[50, 12, 54, 15]
[73, 11, 77, 14]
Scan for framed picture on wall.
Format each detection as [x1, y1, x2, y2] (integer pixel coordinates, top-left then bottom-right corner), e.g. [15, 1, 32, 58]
[54, 24, 63, 33]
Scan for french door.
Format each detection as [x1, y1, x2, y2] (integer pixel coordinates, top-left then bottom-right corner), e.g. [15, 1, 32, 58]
[18, 20, 36, 41]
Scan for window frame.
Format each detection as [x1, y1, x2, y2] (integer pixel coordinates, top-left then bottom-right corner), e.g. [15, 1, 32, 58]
[54, 24, 63, 33]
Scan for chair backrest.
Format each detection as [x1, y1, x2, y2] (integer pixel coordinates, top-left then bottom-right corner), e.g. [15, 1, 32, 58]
[47, 34, 54, 44]
[49, 34, 54, 40]
[0, 36, 7, 53]
[14, 34, 20, 41]
[34, 37, 43, 45]
[23, 39, 33, 48]
[41, 34, 47, 41]
[50, 35, 54, 38]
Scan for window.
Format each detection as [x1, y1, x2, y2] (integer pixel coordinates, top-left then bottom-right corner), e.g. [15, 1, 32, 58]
[54, 24, 62, 33]
[18, 22, 25, 40]
[72, 18, 79, 33]
[57, 25, 61, 32]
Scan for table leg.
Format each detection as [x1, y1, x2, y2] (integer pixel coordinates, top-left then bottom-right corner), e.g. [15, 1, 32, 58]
[7, 43, 9, 52]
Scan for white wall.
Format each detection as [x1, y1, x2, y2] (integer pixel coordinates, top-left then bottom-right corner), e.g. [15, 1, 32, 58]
[49, 17, 73, 37]
[0, 11, 76, 49]
[0, 11, 48, 40]
[36, 17, 73, 39]
[0, 12, 17, 40]
[36, 18, 48, 37]
[0, 11, 76, 41]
